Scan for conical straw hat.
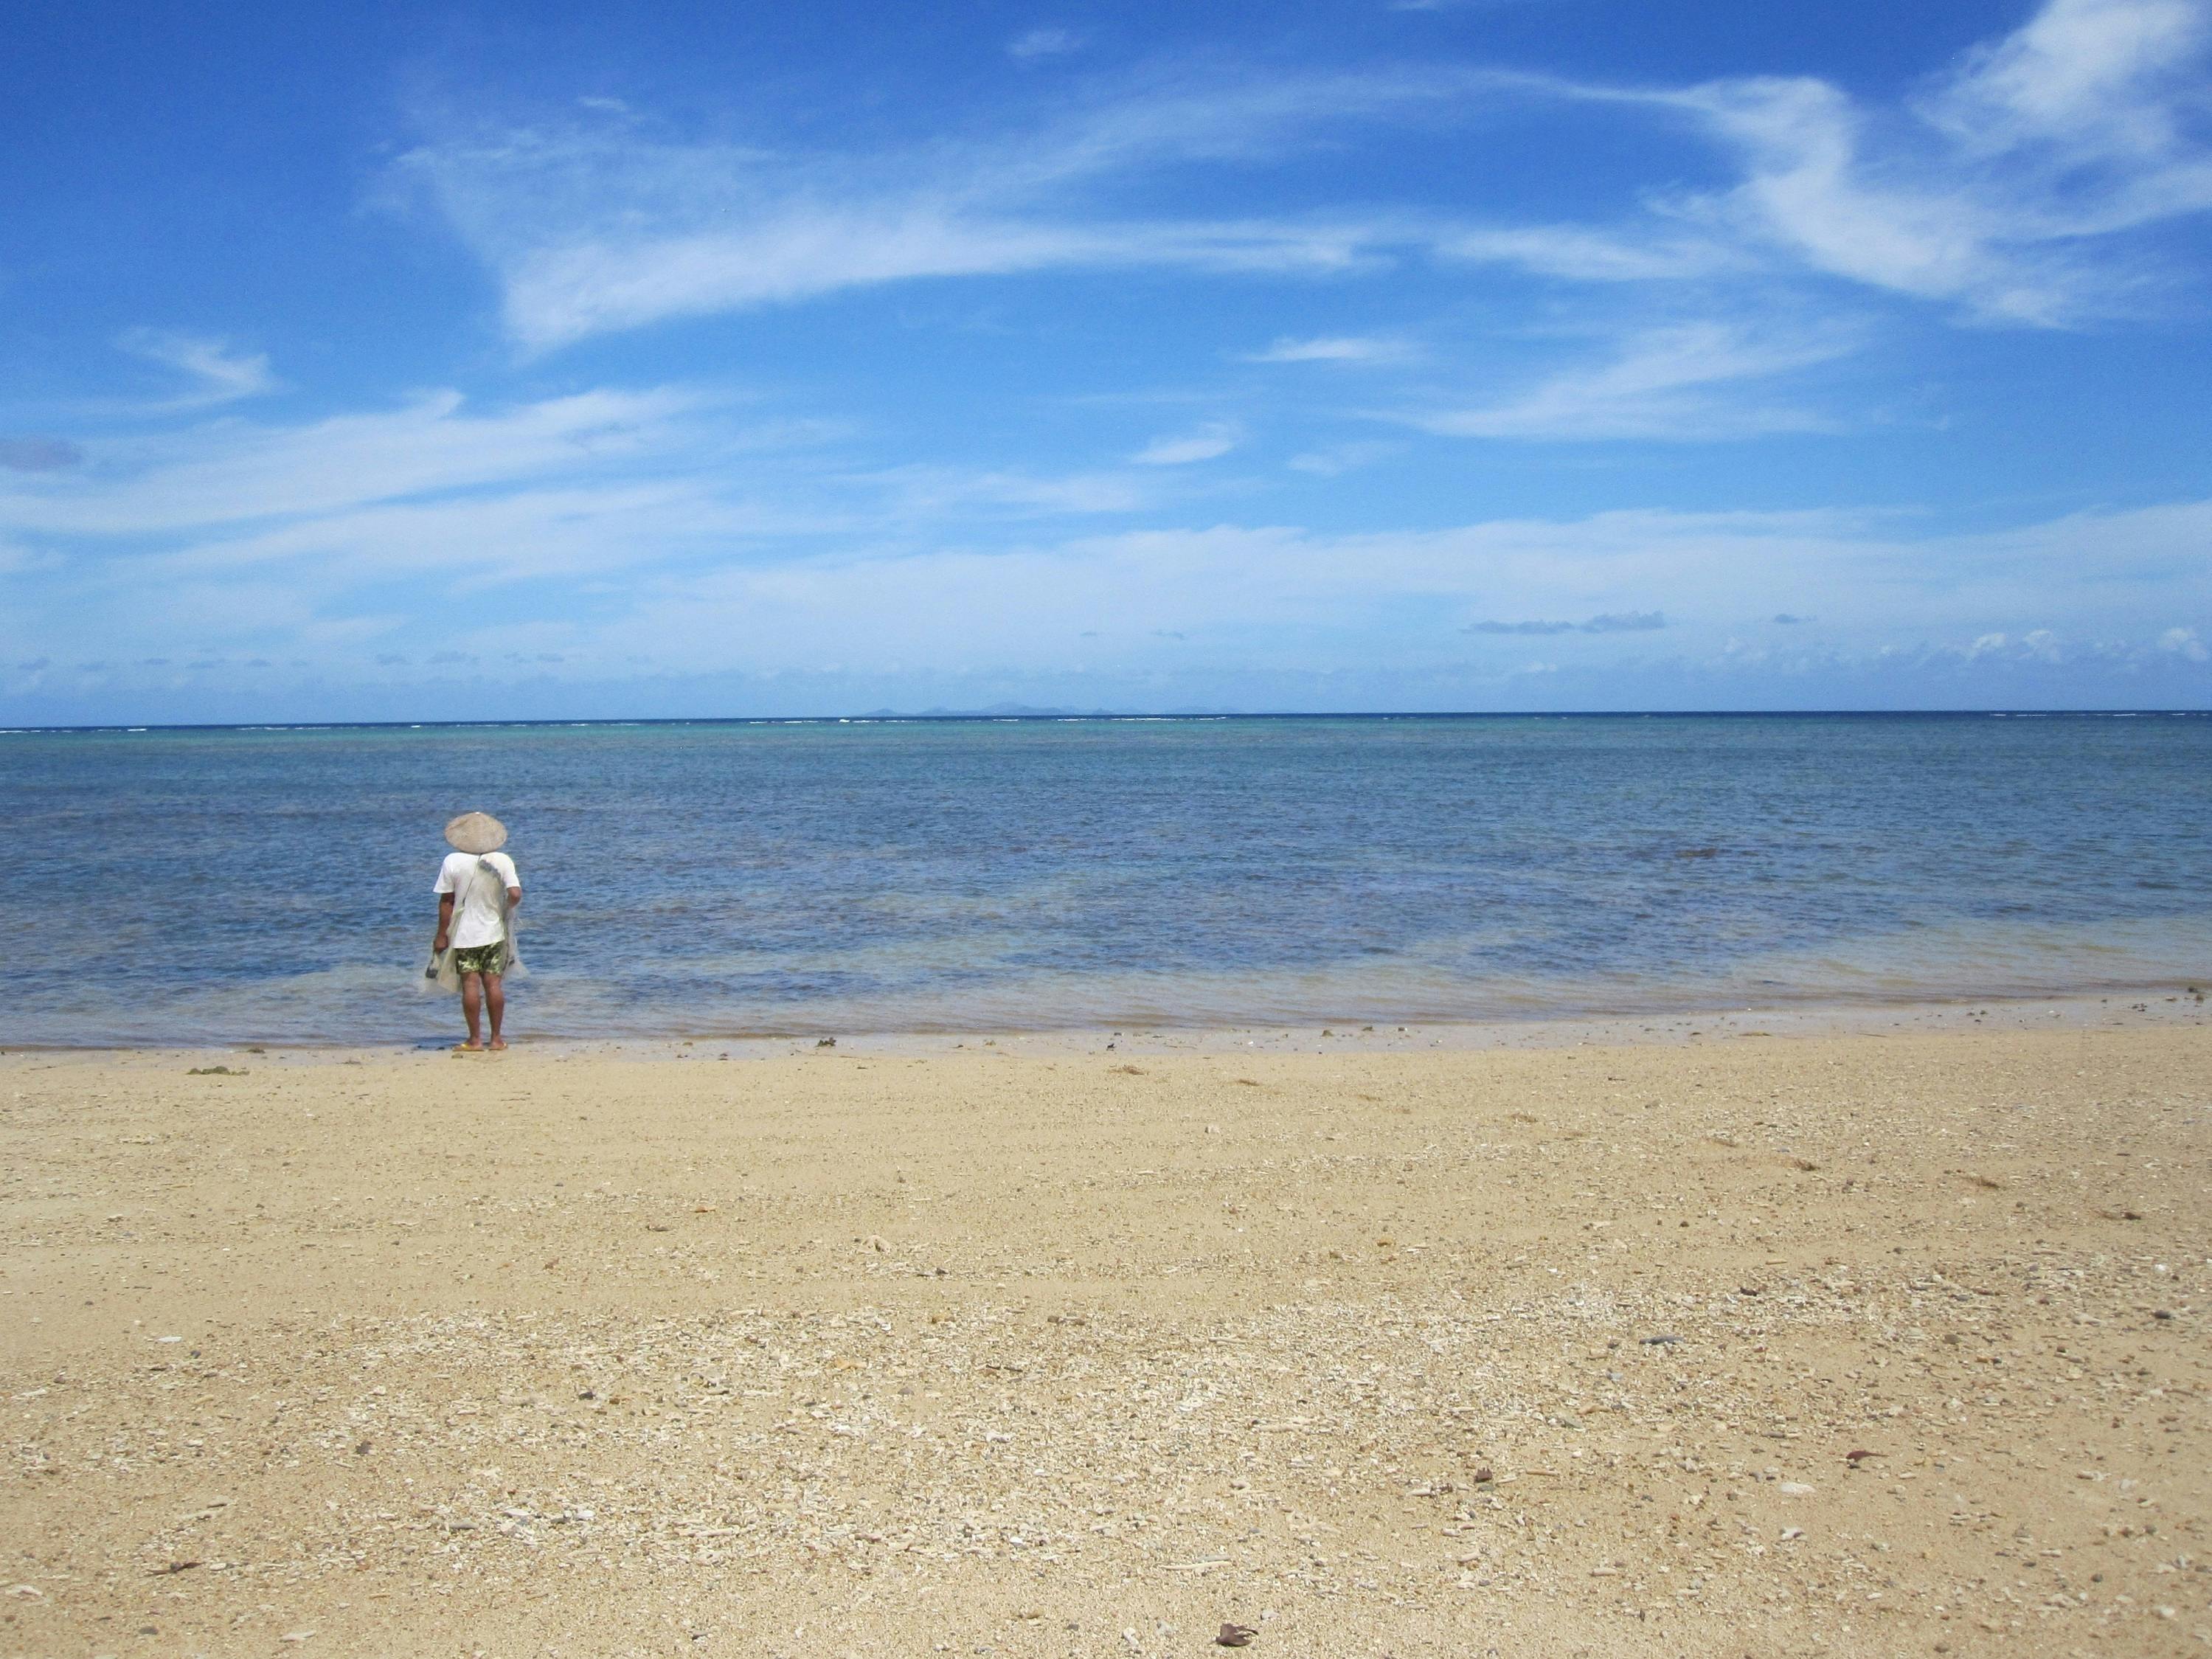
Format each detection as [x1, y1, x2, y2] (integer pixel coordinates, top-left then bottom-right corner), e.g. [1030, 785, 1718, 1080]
[444, 811, 508, 854]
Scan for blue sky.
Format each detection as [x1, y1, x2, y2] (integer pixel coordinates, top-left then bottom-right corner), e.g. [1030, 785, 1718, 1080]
[4, 0, 2211, 721]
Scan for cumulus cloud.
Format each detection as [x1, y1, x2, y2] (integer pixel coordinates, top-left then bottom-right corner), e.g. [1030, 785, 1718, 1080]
[2160, 624, 2210, 659]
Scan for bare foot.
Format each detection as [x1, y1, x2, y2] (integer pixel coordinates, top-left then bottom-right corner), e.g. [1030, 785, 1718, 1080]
[488, 1038, 508, 1051]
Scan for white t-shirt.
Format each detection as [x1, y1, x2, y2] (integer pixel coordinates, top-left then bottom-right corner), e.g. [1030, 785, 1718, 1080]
[434, 851, 521, 949]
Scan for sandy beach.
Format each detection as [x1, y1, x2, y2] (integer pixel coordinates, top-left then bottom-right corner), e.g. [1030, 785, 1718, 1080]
[4, 1019, 2207, 1657]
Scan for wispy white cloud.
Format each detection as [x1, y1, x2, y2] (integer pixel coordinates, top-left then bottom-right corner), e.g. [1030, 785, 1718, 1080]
[1651, 0, 2212, 322]
[0, 376, 1190, 614]
[545, 496, 2212, 679]
[1008, 27, 1085, 62]
[1924, 0, 2208, 182]
[1286, 439, 1398, 476]
[1130, 420, 1244, 465]
[489, 214, 1387, 352]
[393, 74, 1465, 351]
[1378, 1, 2212, 328]
[10, 453, 2211, 699]
[0, 387, 702, 537]
[859, 463, 1156, 516]
[1401, 320, 1854, 440]
[388, 0, 2212, 363]
[11, 3, 2210, 711]
[117, 328, 280, 408]
[150, 480, 773, 587]
[1241, 334, 1412, 364]
[1438, 224, 1743, 282]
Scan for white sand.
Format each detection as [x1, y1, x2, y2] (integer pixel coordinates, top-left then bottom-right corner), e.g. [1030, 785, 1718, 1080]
[3, 1023, 2207, 1655]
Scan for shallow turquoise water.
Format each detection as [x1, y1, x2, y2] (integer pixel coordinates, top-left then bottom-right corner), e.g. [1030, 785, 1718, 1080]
[2, 713, 2208, 1045]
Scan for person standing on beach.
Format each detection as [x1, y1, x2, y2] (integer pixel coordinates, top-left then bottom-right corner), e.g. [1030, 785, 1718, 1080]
[431, 811, 523, 1052]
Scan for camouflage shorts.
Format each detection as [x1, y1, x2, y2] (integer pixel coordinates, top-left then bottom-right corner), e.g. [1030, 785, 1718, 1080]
[451, 941, 508, 977]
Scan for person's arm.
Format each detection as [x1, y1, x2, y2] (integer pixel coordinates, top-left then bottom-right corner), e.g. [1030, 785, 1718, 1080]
[435, 893, 454, 952]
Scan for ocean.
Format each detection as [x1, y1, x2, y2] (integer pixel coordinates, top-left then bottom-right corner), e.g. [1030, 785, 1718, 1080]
[3, 713, 2207, 1047]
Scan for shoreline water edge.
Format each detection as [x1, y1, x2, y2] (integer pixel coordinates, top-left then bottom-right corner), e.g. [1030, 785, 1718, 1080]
[4, 980, 2208, 1060]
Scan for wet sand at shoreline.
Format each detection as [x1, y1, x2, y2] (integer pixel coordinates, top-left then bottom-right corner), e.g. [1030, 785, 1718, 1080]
[3, 1025, 2207, 1656]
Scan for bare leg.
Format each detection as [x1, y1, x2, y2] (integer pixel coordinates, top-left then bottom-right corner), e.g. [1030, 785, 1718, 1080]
[484, 973, 507, 1049]
[458, 973, 485, 1049]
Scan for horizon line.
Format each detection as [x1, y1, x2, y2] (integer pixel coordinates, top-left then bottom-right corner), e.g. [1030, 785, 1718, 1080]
[6, 707, 2212, 736]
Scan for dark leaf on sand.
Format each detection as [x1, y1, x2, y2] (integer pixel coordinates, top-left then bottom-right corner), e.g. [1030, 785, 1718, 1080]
[1216, 1624, 1258, 1647]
